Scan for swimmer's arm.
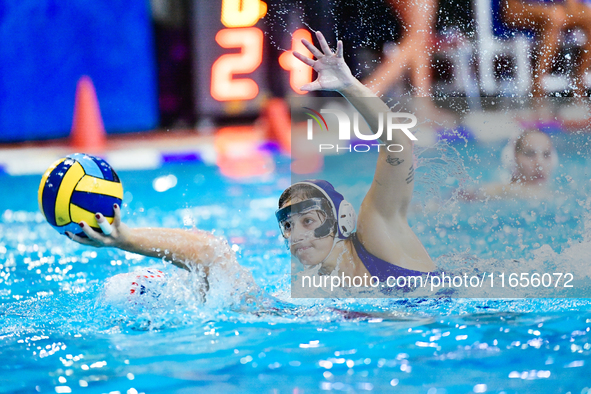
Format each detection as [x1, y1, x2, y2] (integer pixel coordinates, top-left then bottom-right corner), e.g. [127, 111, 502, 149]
[338, 79, 414, 220]
[338, 82, 413, 150]
[295, 31, 411, 151]
[67, 205, 231, 272]
[113, 228, 231, 272]
[295, 32, 395, 139]
[295, 31, 414, 217]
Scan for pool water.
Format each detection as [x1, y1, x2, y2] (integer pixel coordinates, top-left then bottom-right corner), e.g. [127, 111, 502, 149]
[2, 135, 591, 393]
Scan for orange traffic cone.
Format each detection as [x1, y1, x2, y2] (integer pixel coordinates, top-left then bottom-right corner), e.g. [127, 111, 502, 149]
[70, 76, 106, 152]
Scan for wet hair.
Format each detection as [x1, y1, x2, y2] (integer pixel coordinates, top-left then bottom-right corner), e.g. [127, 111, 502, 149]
[514, 129, 551, 155]
[278, 184, 325, 209]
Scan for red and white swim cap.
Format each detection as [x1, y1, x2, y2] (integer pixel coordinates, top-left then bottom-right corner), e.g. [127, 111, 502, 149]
[104, 268, 167, 306]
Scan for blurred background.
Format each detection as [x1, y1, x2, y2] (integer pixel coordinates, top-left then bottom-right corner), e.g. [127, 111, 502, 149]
[0, 0, 588, 144]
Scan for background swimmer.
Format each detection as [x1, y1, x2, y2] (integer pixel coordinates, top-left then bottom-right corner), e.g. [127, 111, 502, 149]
[67, 32, 435, 289]
[460, 129, 558, 201]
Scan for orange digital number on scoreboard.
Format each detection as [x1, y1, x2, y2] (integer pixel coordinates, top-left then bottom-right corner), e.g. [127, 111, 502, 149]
[211, 28, 264, 101]
[221, 0, 267, 28]
[211, 0, 314, 102]
[279, 29, 314, 95]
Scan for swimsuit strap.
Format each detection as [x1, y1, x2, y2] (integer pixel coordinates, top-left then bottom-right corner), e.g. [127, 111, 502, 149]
[351, 232, 425, 282]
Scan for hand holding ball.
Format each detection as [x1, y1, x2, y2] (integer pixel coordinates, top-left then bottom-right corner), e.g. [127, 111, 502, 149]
[38, 153, 123, 236]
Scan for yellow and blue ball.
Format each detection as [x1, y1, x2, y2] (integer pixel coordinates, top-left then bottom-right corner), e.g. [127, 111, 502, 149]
[38, 153, 123, 236]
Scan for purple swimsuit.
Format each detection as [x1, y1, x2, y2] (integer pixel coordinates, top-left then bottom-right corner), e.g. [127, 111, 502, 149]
[351, 232, 427, 282]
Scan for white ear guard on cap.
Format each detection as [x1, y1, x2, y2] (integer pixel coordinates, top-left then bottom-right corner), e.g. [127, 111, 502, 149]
[290, 180, 357, 240]
[337, 200, 356, 238]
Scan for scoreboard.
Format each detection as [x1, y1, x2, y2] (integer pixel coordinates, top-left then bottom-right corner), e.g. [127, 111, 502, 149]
[192, 0, 313, 119]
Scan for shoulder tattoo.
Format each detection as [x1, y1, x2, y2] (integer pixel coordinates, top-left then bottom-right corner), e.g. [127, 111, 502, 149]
[386, 155, 404, 166]
[406, 165, 414, 184]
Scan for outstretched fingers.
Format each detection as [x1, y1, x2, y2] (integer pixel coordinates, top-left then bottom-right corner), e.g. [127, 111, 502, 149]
[301, 38, 323, 59]
[336, 40, 344, 59]
[293, 51, 315, 67]
[316, 31, 333, 56]
[295, 31, 347, 92]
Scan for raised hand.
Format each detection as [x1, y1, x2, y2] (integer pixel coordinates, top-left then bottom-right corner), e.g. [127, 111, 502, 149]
[66, 203, 129, 249]
[293, 31, 357, 92]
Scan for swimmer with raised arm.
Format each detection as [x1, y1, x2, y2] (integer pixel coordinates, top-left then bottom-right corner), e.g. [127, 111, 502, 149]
[67, 32, 435, 289]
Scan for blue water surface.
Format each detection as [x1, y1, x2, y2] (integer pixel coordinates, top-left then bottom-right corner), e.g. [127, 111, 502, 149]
[1, 135, 591, 393]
